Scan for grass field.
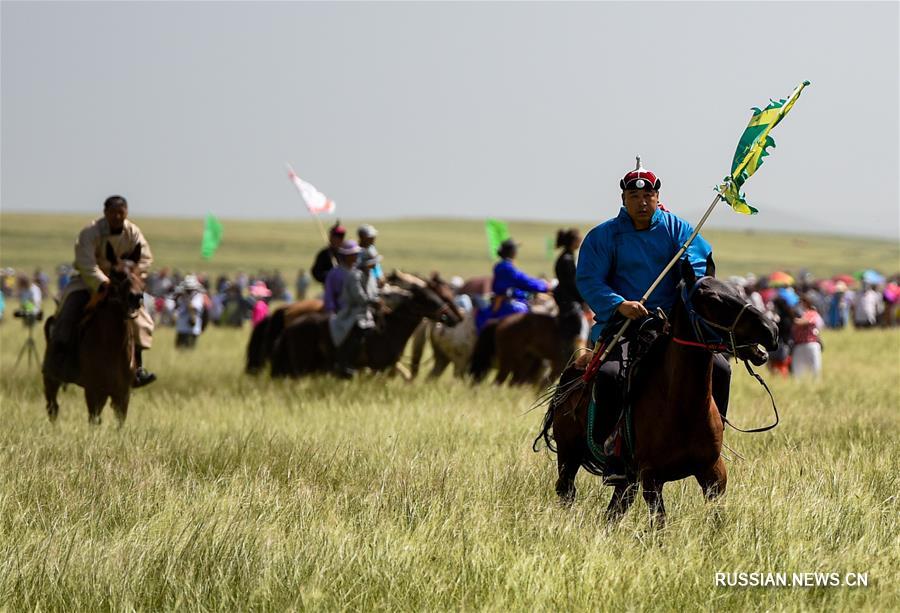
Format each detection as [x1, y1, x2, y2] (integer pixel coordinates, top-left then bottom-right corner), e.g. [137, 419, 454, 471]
[1, 213, 898, 610]
[2, 212, 898, 281]
[1, 316, 898, 610]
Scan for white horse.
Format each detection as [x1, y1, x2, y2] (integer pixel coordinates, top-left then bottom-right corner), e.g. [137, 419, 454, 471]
[409, 292, 559, 379]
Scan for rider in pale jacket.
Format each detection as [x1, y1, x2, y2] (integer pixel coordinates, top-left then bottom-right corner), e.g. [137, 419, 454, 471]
[329, 240, 380, 379]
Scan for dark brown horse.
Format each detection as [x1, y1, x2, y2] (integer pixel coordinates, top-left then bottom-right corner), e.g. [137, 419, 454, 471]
[470, 312, 578, 385]
[43, 243, 145, 425]
[534, 260, 778, 523]
[245, 298, 325, 374]
[269, 273, 462, 378]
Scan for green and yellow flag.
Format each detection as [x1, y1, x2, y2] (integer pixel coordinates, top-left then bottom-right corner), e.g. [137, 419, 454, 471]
[201, 213, 223, 260]
[717, 81, 810, 214]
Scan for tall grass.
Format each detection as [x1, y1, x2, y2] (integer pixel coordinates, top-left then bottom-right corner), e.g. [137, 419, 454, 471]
[1, 318, 897, 610]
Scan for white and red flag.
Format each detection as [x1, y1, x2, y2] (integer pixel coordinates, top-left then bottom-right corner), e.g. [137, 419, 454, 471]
[286, 164, 335, 215]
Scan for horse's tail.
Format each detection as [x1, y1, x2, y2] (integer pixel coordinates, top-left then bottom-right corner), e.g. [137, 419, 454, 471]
[245, 308, 288, 374]
[245, 314, 271, 374]
[532, 365, 584, 453]
[532, 398, 558, 453]
[469, 321, 498, 382]
[409, 320, 429, 379]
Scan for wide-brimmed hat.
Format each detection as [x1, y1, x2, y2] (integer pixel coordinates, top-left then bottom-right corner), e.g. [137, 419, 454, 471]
[249, 281, 272, 298]
[338, 240, 362, 256]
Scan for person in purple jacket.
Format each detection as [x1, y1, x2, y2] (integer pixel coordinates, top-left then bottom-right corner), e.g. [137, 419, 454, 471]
[323, 241, 361, 314]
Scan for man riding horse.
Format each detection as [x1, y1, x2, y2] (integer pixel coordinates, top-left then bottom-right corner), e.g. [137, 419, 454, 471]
[43, 195, 157, 387]
[576, 161, 731, 482]
[475, 239, 548, 333]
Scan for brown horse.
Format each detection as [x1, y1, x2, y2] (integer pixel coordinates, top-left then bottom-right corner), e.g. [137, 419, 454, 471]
[534, 260, 778, 524]
[470, 312, 578, 385]
[245, 298, 324, 374]
[43, 243, 145, 425]
[269, 272, 462, 378]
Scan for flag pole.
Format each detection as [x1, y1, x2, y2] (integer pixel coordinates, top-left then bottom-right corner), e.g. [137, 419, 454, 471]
[589, 193, 723, 366]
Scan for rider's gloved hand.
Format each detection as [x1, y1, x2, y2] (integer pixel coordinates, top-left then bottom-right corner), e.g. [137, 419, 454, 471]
[616, 300, 649, 320]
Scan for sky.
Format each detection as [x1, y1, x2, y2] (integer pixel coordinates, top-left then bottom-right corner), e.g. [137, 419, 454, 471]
[2, 1, 898, 239]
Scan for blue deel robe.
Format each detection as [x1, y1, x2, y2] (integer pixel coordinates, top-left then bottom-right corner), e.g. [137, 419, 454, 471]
[576, 206, 712, 343]
[475, 259, 549, 332]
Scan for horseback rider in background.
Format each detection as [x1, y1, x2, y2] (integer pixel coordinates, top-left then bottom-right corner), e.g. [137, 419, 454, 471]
[553, 228, 587, 345]
[475, 238, 548, 333]
[43, 195, 157, 387]
[576, 161, 731, 481]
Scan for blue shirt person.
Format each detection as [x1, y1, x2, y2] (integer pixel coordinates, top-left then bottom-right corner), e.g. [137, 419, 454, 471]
[476, 239, 548, 332]
[573, 161, 728, 484]
[577, 206, 711, 343]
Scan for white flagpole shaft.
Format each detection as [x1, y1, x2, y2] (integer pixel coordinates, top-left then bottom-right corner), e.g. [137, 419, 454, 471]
[596, 193, 723, 362]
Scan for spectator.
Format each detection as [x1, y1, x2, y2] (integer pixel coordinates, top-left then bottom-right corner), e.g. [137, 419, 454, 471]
[16, 273, 43, 317]
[825, 281, 850, 329]
[56, 264, 72, 296]
[249, 281, 272, 327]
[853, 284, 882, 328]
[767, 296, 794, 377]
[33, 268, 50, 297]
[791, 294, 824, 377]
[174, 275, 205, 349]
[296, 269, 311, 300]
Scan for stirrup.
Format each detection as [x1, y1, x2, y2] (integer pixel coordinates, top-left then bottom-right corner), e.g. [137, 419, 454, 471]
[602, 456, 629, 485]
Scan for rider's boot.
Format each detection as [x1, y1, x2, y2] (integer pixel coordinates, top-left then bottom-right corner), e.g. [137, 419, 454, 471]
[601, 429, 628, 485]
[712, 353, 731, 420]
[133, 347, 157, 388]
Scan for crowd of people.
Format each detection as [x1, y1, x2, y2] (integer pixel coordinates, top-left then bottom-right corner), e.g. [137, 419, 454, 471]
[2, 200, 897, 384]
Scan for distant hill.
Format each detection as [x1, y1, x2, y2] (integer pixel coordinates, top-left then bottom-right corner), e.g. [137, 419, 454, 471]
[1, 212, 897, 281]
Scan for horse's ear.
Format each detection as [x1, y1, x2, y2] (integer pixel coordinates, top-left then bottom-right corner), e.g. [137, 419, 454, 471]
[680, 257, 696, 287]
[127, 244, 142, 264]
[705, 254, 716, 278]
[105, 242, 118, 265]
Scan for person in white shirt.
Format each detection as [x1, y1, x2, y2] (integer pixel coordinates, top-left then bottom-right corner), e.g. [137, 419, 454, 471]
[175, 275, 206, 349]
[853, 285, 882, 328]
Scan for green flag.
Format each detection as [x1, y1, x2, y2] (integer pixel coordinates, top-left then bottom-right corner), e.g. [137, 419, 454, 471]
[201, 213, 223, 260]
[545, 236, 555, 261]
[717, 81, 810, 214]
[485, 219, 509, 258]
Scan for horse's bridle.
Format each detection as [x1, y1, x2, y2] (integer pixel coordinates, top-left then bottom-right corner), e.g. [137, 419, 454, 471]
[679, 277, 780, 433]
[679, 277, 756, 357]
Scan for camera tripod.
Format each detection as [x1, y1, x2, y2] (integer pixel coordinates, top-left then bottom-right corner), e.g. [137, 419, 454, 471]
[16, 321, 41, 369]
